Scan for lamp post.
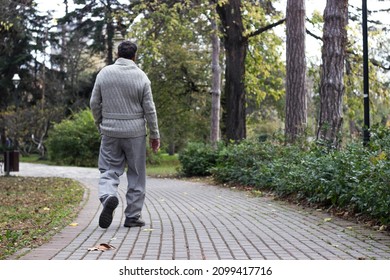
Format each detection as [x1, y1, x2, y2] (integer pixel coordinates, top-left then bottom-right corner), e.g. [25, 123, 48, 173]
[12, 73, 21, 88]
[12, 73, 21, 110]
[362, 0, 370, 145]
[4, 73, 21, 176]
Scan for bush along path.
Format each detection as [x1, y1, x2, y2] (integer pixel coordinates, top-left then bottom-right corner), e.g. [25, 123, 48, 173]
[179, 128, 390, 230]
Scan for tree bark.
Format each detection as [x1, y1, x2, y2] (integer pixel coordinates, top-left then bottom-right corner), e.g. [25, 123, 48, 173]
[285, 0, 307, 143]
[216, 0, 247, 141]
[210, 17, 222, 146]
[106, 0, 114, 65]
[316, 0, 348, 147]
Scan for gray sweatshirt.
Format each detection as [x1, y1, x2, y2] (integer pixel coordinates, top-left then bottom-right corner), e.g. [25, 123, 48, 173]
[90, 58, 160, 139]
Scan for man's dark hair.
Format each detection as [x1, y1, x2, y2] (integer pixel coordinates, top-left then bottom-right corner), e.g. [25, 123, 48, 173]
[118, 41, 137, 60]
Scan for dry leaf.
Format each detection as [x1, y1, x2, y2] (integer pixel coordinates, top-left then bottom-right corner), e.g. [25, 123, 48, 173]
[379, 225, 387, 231]
[251, 190, 263, 197]
[88, 243, 116, 251]
[69, 222, 78, 227]
[97, 243, 116, 250]
[324, 218, 332, 222]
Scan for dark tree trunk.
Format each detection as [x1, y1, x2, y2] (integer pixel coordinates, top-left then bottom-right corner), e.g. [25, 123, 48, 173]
[216, 0, 247, 141]
[285, 0, 307, 143]
[316, 0, 348, 147]
[106, 0, 114, 65]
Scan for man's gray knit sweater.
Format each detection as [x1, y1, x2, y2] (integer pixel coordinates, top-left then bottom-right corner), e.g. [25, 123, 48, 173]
[90, 58, 160, 139]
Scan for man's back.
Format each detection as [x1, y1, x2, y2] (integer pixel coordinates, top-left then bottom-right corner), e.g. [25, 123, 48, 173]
[90, 57, 159, 139]
[98, 58, 149, 116]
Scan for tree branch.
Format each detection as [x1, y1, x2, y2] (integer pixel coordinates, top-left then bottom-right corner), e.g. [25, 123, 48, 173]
[306, 29, 322, 41]
[347, 49, 390, 71]
[371, 59, 390, 71]
[246, 18, 286, 39]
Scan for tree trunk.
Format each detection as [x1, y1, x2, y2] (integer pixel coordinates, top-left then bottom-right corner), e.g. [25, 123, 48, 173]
[285, 0, 307, 143]
[210, 17, 221, 147]
[106, 0, 114, 65]
[216, 0, 247, 142]
[316, 0, 348, 147]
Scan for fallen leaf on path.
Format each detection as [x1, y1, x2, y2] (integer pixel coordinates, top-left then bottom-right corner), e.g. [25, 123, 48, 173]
[88, 243, 116, 251]
[324, 218, 332, 222]
[69, 222, 78, 227]
[251, 190, 263, 197]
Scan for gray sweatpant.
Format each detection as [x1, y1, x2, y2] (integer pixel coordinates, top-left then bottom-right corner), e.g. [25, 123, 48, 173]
[98, 135, 146, 219]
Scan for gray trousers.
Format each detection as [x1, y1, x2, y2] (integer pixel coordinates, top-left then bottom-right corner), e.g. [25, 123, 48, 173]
[98, 135, 146, 219]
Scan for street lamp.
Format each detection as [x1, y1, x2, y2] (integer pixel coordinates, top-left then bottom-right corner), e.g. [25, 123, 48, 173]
[4, 73, 21, 176]
[12, 73, 21, 110]
[362, 0, 370, 145]
[12, 73, 21, 88]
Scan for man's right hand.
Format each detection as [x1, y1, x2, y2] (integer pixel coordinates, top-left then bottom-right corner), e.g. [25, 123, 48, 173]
[150, 138, 160, 153]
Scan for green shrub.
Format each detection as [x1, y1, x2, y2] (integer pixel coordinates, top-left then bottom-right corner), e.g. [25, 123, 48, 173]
[178, 142, 219, 176]
[181, 131, 390, 225]
[47, 109, 101, 167]
[213, 140, 278, 186]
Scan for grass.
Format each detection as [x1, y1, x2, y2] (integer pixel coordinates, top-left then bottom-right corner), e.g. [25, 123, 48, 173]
[0, 176, 84, 260]
[146, 153, 181, 177]
[21, 153, 181, 177]
[19, 154, 50, 164]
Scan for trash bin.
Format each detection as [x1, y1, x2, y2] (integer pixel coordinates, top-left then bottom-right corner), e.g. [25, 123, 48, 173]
[4, 150, 19, 173]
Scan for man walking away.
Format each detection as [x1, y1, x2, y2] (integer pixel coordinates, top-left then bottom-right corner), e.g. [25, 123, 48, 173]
[90, 41, 160, 229]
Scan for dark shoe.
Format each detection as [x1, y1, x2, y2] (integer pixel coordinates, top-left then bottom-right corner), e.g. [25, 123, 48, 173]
[99, 196, 119, 228]
[124, 217, 145, 228]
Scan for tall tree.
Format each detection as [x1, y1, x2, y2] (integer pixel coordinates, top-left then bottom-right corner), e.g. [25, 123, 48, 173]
[214, 0, 285, 141]
[285, 0, 307, 143]
[61, 0, 138, 65]
[316, 0, 348, 147]
[210, 14, 222, 146]
[0, 0, 49, 149]
[215, 0, 247, 141]
[0, 0, 48, 108]
[132, 1, 212, 153]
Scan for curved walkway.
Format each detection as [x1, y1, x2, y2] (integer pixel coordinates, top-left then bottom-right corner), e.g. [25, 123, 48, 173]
[9, 163, 390, 260]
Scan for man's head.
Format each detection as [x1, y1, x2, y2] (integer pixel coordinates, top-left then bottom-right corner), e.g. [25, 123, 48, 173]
[117, 41, 137, 60]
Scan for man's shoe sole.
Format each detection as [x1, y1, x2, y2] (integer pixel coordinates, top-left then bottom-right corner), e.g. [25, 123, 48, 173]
[124, 220, 145, 228]
[99, 196, 119, 228]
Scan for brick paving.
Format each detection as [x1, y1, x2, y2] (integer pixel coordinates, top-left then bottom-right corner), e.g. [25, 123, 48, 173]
[8, 163, 390, 260]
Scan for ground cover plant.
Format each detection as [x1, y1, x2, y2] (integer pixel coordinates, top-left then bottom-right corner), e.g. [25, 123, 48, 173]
[178, 126, 390, 228]
[0, 176, 84, 259]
